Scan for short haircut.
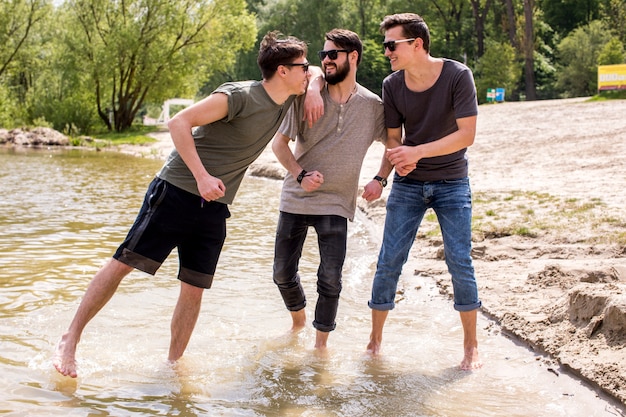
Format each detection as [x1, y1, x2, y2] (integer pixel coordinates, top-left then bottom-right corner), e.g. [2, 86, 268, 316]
[379, 13, 431, 53]
[324, 28, 363, 66]
[257, 31, 308, 80]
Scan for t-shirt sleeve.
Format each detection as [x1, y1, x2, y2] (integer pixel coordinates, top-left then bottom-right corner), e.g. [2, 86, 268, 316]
[213, 82, 245, 123]
[382, 74, 403, 129]
[452, 67, 478, 119]
[277, 95, 304, 141]
[374, 98, 387, 144]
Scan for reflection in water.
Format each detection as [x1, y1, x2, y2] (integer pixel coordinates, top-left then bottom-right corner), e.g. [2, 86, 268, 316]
[0, 148, 623, 416]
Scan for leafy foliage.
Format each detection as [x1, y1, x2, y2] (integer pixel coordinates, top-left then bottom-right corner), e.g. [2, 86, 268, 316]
[475, 40, 519, 103]
[540, 0, 604, 36]
[556, 20, 612, 96]
[597, 37, 626, 64]
[1, 0, 626, 132]
[356, 39, 392, 96]
[61, 0, 256, 131]
[24, 11, 100, 134]
[601, 0, 626, 44]
[0, 0, 51, 78]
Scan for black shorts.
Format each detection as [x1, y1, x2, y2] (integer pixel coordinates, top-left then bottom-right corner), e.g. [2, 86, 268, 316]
[113, 177, 230, 288]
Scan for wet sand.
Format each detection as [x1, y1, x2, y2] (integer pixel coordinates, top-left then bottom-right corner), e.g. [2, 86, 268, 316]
[121, 97, 626, 405]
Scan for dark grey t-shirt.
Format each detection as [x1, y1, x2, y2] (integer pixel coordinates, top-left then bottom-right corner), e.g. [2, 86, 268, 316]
[382, 59, 478, 181]
[158, 81, 296, 205]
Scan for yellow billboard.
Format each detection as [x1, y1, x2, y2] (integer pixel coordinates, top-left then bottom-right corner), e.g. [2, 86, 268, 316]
[598, 64, 626, 91]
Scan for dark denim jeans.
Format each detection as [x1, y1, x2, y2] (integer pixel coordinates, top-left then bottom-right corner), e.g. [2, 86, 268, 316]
[369, 177, 481, 312]
[273, 212, 347, 332]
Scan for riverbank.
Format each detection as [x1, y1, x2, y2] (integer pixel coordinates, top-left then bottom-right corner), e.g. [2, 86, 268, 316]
[85, 97, 626, 406]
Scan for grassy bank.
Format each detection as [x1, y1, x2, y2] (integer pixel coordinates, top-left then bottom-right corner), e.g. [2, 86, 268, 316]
[71, 125, 160, 148]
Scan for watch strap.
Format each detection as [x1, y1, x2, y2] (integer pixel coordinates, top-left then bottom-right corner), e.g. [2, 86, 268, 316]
[373, 175, 387, 187]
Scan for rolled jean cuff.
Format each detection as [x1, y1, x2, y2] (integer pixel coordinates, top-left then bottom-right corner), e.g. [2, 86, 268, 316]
[454, 300, 482, 312]
[368, 300, 395, 311]
[312, 320, 336, 332]
[285, 301, 306, 312]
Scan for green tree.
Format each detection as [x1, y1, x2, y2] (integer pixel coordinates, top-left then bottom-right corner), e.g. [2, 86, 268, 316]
[0, 0, 51, 126]
[556, 20, 612, 96]
[522, 0, 537, 99]
[62, 0, 256, 132]
[257, 0, 346, 47]
[356, 38, 391, 96]
[0, 83, 21, 127]
[227, 0, 357, 91]
[470, 0, 495, 57]
[345, 0, 388, 39]
[601, 0, 626, 44]
[0, 6, 101, 133]
[539, 0, 604, 36]
[25, 12, 100, 134]
[475, 40, 519, 103]
[0, 0, 50, 78]
[531, 14, 561, 99]
[427, 0, 476, 61]
[597, 36, 625, 64]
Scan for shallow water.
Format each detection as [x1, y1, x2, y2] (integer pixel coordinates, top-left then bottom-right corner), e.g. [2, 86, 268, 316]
[0, 147, 623, 416]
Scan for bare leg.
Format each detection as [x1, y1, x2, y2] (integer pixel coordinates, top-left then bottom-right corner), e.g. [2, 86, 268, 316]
[289, 309, 306, 332]
[314, 330, 329, 350]
[366, 309, 389, 355]
[53, 258, 133, 378]
[459, 309, 482, 370]
[168, 281, 204, 362]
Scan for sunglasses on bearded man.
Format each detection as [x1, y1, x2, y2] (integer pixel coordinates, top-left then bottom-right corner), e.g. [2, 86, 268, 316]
[317, 49, 350, 61]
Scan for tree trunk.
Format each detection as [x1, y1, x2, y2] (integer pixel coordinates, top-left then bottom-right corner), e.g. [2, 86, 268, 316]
[95, 81, 112, 131]
[501, 0, 519, 50]
[523, 0, 537, 100]
[470, 0, 493, 58]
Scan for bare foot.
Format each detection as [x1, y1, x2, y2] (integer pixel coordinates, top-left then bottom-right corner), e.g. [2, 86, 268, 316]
[366, 339, 382, 356]
[53, 336, 78, 378]
[290, 322, 306, 333]
[460, 347, 482, 370]
[290, 309, 306, 333]
[314, 330, 329, 350]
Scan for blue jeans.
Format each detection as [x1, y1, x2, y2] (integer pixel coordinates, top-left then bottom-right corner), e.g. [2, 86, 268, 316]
[273, 212, 347, 332]
[369, 176, 481, 312]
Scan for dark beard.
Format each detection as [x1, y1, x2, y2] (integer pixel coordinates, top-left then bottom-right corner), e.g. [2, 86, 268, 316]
[324, 61, 350, 85]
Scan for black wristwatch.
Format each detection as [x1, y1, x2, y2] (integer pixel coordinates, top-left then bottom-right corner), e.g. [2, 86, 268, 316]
[374, 175, 387, 188]
[297, 169, 307, 184]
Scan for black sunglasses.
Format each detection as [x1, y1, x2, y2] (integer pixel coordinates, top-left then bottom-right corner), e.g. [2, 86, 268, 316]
[382, 38, 416, 52]
[318, 49, 350, 61]
[282, 62, 310, 72]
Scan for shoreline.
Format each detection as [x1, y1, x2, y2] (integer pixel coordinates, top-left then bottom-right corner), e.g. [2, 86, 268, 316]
[142, 98, 626, 408]
[6, 97, 626, 407]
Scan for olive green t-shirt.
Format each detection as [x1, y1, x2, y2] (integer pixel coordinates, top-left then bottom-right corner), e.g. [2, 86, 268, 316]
[157, 81, 296, 205]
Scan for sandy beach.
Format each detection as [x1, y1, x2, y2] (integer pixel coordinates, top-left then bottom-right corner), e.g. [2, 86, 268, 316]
[120, 97, 626, 405]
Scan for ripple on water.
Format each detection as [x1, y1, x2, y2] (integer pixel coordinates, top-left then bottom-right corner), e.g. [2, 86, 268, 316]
[0, 148, 623, 416]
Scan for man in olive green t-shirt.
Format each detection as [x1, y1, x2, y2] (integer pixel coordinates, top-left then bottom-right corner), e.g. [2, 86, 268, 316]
[54, 32, 315, 378]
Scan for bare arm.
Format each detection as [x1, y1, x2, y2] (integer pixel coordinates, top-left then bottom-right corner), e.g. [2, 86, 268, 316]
[271, 132, 323, 192]
[361, 152, 395, 202]
[303, 65, 325, 128]
[362, 128, 398, 201]
[167, 93, 230, 201]
[386, 116, 477, 177]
